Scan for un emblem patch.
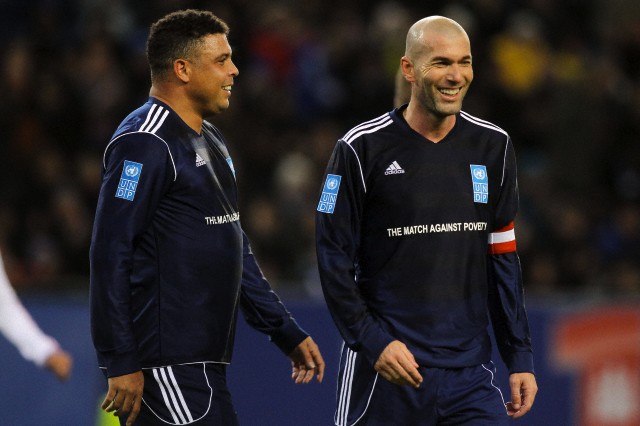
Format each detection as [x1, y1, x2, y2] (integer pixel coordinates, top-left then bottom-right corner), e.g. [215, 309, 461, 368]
[470, 164, 488, 204]
[115, 160, 143, 201]
[317, 174, 341, 214]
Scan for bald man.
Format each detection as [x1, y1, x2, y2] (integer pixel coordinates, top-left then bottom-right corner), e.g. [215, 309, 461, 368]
[316, 16, 537, 425]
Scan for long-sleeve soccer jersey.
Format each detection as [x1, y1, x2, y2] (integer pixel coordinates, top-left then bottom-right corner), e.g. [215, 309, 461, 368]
[90, 98, 307, 378]
[316, 107, 534, 374]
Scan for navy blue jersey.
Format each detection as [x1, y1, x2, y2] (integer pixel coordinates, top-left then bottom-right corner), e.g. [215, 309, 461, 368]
[316, 106, 533, 373]
[90, 98, 307, 378]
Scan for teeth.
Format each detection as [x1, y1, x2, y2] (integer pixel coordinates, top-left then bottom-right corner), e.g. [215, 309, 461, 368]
[222, 85, 232, 91]
[439, 88, 459, 95]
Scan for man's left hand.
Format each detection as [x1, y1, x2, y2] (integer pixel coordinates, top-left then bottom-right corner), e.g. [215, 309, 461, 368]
[288, 336, 325, 384]
[506, 372, 538, 418]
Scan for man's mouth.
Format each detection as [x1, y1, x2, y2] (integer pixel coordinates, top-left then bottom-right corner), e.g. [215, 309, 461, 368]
[438, 88, 461, 96]
[222, 85, 232, 92]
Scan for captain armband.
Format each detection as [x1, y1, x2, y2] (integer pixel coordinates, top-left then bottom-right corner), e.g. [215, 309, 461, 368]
[487, 222, 516, 254]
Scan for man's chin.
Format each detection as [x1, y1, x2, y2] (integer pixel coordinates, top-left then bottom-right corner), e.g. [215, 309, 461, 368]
[205, 103, 230, 118]
[436, 103, 463, 117]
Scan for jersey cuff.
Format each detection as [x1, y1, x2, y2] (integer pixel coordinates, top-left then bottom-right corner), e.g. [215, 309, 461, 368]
[102, 350, 141, 378]
[269, 318, 309, 355]
[506, 351, 535, 374]
[361, 329, 396, 367]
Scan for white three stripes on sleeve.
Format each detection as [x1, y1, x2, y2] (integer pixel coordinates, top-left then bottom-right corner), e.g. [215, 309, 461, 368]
[342, 113, 390, 142]
[140, 104, 170, 134]
[339, 114, 394, 193]
[102, 103, 178, 181]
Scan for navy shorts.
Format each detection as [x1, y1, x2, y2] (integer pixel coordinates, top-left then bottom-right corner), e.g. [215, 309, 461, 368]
[116, 362, 239, 426]
[334, 346, 509, 426]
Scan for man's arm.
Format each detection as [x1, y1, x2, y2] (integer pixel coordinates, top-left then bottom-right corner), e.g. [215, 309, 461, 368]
[90, 135, 173, 424]
[488, 250, 537, 416]
[90, 135, 172, 377]
[315, 140, 409, 378]
[487, 250, 534, 372]
[239, 232, 324, 383]
[487, 136, 537, 415]
[0, 251, 73, 381]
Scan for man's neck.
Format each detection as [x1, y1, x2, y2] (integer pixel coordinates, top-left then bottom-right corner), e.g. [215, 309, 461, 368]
[403, 103, 456, 143]
[149, 86, 203, 134]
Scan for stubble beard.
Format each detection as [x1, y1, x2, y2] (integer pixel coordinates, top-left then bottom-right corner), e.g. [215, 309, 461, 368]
[420, 87, 464, 119]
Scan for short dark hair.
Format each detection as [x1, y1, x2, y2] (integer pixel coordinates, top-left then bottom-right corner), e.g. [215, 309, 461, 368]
[146, 9, 229, 81]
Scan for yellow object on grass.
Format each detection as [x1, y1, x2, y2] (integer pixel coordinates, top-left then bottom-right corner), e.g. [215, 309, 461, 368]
[95, 395, 121, 426]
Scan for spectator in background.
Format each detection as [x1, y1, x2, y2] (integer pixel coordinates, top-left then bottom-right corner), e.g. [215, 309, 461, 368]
[0, 249, 73, 381]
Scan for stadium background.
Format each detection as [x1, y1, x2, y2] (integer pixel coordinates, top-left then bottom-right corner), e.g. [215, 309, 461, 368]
[0, 0, 638, 425]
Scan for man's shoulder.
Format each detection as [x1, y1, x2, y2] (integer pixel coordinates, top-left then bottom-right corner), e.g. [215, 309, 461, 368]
[340, 112, 395, 145]
[104, 102, 177, 165]
[108, 100, 191, 154]
[113, 100, 174, 139]
[458, 111, 509, 139]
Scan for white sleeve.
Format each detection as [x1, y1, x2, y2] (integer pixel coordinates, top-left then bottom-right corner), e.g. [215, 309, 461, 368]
[0, 251, 58, 367]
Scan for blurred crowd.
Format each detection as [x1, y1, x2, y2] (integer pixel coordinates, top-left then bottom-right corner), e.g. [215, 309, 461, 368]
[0, 0, 639, 300]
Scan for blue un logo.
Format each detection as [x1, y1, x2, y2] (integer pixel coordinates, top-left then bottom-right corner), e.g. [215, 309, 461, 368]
[317, 174, 342, 214]
[116, 160, 143, 201]
[470, 164, 488, 204]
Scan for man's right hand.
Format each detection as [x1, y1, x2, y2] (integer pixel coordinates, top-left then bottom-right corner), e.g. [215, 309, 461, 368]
[374, 340, 423, 388]
[44, 349, 73, 381]
[102, 371, 144, 426]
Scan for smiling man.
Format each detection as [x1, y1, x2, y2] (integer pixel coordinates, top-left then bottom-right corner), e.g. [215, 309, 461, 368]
[316, 16, 537, 425]
[90, 9, 324, 426]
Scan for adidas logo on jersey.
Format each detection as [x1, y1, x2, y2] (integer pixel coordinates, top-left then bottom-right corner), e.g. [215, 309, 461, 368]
[385, 161, 405, 175]
[195, 153, 206, 167]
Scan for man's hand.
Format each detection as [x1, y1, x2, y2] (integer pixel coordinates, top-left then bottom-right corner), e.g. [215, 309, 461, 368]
[44, 349, 73, 381]
[101, 371, 144, 426]
[374, 340, 423, 388]
[288, 336, 325, 384]
[506, 372, 537, 418]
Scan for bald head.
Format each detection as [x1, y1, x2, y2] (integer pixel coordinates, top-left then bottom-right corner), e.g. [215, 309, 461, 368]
[405, 16, 470, 60]
[399, 15, 473, 123]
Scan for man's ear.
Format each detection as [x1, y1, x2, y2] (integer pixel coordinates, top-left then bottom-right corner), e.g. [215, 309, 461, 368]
[174, 59, 190, 83]
[400, 56, 415, 83]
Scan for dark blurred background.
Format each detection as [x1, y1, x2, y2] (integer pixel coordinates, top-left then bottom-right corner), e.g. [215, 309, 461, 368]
[1, 0, 639, 300]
